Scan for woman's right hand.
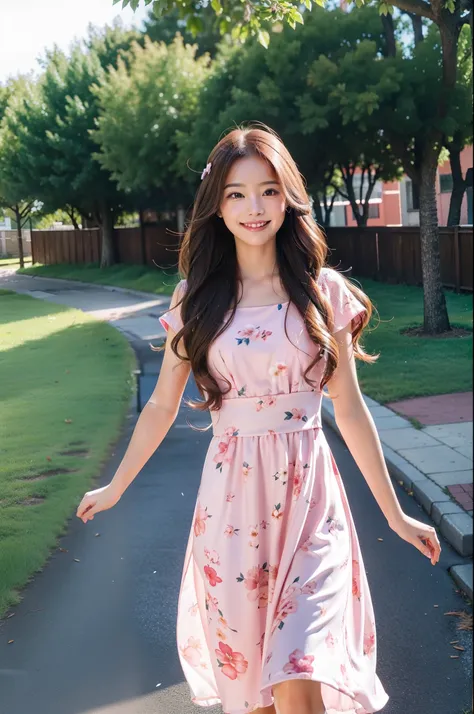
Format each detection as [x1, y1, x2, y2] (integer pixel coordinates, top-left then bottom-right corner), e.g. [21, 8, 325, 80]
[76, 483, 122, 524]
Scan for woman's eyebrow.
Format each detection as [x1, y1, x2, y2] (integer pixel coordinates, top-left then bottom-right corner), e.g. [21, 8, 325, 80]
[223, 180, 279, 190]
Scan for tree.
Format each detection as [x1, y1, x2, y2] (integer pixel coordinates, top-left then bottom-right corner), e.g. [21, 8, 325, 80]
[2, 21, 140, 267]
[177, 7, 402, 227]
[444, 25, 473, 224]
[0, 77, 40, 268]
[115, 0, 473, 334]
[91, 35, 211, 226]
[144, 3, 223, 58]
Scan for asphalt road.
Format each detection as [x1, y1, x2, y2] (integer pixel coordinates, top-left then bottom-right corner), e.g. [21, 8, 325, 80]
[0, 274, 472, 714]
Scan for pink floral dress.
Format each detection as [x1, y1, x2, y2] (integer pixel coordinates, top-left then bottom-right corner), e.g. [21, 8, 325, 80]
[158, 267, 389, 714]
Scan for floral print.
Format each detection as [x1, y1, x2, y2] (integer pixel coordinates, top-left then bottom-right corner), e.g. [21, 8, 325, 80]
[215, 642, 249, 680]
[158, 268, 389, 714]
[236, 325, 272, 346]
[283, 648, 315, 675]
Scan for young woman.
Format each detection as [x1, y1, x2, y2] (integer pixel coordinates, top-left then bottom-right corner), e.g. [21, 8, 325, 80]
[77, 124, 441, 714]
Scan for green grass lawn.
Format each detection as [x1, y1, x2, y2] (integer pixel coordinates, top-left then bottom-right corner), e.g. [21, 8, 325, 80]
[18, 262, 179, 295]
[13, 262, 474, 404]
[357, 278, 472, 403]
[0, 290, 135, 618]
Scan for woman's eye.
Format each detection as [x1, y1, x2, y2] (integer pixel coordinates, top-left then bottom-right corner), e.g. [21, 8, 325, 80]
[227, 189, 279, 199]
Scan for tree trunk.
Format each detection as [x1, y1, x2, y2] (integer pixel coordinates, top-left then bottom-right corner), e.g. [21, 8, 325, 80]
[410, 14, 424, 44]
[381, 13, 397, 57]
[99, 200, 115, 268]
[139, 207, 147, 265]
[14, 205, 25, 269]
[418, 157, 451, 333]
[447, 146, 466, 226]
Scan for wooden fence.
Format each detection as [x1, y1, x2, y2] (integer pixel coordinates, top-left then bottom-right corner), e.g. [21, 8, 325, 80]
[31, 224, 473, 291]
[31, 223, 179, 270]
[324, 226, 473, 292]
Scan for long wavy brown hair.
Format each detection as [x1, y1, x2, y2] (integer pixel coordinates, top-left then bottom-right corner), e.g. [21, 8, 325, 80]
[161, 123, 378, 413]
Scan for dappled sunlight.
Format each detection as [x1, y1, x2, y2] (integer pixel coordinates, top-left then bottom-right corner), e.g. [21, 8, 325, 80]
[0, 309, 90, 352]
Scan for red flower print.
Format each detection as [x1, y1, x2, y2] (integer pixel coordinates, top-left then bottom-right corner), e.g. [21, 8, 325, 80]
[204, 565, 223, 587]
[352, 559, 361, 600]
[204, 548, 220, 564]
[206, 592, 219, 612]
[271, 580, 300, 632]
[248, 524, 259, 549]
[216, 627, 227, 641]
[284, 408, 308, 422]
[242, 462, 253, 481]
[235, 325, 271, 345]
[272, 503, 284, 520]
[325, 631, 337, 648]
[194, 502, 211, 537]
[180, 636, 202, 666]
[327, 515, 344, 537]
[224, 524, 240, 537]
[215, 641, 248, 680]
[340, 664, 350, 687]
[301, 578, 318, 595]
[256, 395, 277, 411]
[268, 361, 288, 377]
[268, 564, 279, 603]
[239, 565, 269, 607]
[282, 648, 315, 675]
[364, 631, 375, 656]
[213, 429, 238, 471]
[260, 519, 269, 529]
[226, 492, 235, 502]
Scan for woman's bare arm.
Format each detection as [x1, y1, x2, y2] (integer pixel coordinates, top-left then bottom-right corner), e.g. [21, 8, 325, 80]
[325, 324, 404, 528]
[108, 284, 191, 497]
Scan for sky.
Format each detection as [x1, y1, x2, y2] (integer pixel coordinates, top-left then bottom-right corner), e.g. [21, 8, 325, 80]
[0, 0, 150, 83]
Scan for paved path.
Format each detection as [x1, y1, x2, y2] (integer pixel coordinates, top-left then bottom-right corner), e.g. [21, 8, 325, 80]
[0, 270, 472, 714]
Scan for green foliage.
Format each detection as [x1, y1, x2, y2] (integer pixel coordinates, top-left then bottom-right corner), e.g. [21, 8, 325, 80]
[0, 22, 139, 221]
[91, 34, 211, 209]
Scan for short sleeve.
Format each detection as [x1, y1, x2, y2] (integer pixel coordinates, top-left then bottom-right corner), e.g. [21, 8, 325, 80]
[318, 267, 367, 334]
[158, 279, 186, 334]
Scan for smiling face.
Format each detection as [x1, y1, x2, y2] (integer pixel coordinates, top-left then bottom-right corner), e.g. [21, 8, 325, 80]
[218, 155, 287, 247]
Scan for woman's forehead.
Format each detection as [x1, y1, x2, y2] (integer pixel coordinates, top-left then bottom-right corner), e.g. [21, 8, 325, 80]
[225, 155, 278, 184]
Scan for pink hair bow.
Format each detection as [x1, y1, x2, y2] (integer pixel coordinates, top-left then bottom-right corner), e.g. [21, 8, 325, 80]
[201, 162, 212, 180]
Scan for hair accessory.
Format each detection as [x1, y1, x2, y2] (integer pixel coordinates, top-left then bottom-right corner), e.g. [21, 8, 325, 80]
[201, 162, 212, 180]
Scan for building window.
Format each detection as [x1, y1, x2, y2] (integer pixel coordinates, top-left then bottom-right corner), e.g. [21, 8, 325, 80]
[406, 180, 420, 211]
[351, 203, 380, 220]
[439, 173, 453, 193]
[352, 175, 383, 200]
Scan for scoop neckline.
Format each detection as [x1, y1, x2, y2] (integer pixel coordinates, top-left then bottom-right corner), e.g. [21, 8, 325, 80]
[232, 300, 290, 310]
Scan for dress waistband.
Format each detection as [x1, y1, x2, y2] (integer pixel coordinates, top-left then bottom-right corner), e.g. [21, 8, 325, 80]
[210, 391, 323, 438]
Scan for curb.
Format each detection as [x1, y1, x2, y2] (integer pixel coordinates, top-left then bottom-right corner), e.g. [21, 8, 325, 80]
[320, 398, 473, 600]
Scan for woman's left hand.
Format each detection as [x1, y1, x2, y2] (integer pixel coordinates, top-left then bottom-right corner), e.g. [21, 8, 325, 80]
[389, 513, 441, 565]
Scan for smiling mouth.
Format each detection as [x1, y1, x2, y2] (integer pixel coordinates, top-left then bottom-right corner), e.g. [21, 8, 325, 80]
[240, 221, 271, 229]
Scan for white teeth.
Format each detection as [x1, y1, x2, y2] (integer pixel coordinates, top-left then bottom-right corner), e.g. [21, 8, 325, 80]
[243, 221, 268, 227]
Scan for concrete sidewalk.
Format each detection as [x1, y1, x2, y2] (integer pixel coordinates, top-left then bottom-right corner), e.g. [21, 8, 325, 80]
[2, 269, 472, 599]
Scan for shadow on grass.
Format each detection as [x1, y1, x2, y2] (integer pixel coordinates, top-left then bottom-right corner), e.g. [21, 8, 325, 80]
[0, 290, 73, 328]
